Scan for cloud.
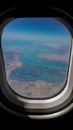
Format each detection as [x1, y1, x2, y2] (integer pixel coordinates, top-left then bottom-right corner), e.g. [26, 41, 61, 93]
[2, 32, 50, 42]
[2, 31, 71, 45]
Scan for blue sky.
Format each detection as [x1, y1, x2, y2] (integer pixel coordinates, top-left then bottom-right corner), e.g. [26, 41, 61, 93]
[1, 18, 71, 48]
[1, 18, 72, 83]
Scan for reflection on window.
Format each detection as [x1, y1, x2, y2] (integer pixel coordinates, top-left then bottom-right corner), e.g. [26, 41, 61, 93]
[1, 18, 71, 98]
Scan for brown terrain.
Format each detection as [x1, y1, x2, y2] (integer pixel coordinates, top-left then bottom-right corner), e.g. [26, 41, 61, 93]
[4, 48, 65, 98]
[38, 53, 69, 63]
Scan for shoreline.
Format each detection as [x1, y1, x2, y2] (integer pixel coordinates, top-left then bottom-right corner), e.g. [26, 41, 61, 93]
[5, 48, 23, 78]
[38, 53, 69, 63]
[4, 48, 65, 98]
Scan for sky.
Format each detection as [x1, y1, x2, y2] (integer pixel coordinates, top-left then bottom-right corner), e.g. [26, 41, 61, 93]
[1, 18, 71, 49]
[1, 18, 72, 84]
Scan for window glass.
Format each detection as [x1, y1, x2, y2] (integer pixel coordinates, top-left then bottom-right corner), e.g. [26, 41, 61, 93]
[1, 18, 71, 99]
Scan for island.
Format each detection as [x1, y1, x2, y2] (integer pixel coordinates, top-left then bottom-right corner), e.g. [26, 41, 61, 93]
[3, 48, 65, 98]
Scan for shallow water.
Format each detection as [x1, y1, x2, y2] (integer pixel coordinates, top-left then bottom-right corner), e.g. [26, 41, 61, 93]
[9, 44, 68, 83]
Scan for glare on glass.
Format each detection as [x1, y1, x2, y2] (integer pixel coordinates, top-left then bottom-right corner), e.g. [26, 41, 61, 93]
[1, 18, 71, 99]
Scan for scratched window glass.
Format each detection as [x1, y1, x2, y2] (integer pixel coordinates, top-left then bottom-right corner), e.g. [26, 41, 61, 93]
[1, 18, 71, 98]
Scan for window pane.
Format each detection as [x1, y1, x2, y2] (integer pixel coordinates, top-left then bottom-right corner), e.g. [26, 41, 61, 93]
[1, 18, 71, 99]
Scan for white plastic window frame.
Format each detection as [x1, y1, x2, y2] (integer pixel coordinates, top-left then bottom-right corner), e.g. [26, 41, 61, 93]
[0, 7, 73, 119]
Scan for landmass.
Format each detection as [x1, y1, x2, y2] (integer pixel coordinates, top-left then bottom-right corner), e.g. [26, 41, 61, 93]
[8, 79, 64, 98]
[3, 48, 23, 78]
[38, 53, 69, 63]
[3, 48, 65, 98]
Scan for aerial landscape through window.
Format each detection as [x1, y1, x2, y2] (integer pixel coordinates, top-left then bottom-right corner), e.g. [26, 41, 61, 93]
[1, 18, 71, 98]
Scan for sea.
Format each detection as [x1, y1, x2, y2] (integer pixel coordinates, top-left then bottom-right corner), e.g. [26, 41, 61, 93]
[3, 41, 69, 84]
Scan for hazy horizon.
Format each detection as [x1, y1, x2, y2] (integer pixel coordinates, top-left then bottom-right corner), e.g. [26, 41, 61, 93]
[1, 18, 71, 98]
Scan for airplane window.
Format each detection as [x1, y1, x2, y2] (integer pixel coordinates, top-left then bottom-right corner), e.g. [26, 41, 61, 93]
[0, 7, 73, 119]
[1, 18, 71, 99]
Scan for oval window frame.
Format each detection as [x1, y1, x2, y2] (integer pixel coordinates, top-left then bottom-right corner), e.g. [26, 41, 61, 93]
[0, 7, 73, 119]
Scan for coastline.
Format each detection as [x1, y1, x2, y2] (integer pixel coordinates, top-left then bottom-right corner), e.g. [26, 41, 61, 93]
[4, 48, 65, 98]
[38, 53, 69, 63]
[4, 48, 23, 78]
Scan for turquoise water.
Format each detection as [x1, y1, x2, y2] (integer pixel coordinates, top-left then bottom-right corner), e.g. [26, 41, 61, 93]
[9, 43, 68, 83]
[1, 18, 71, 84]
